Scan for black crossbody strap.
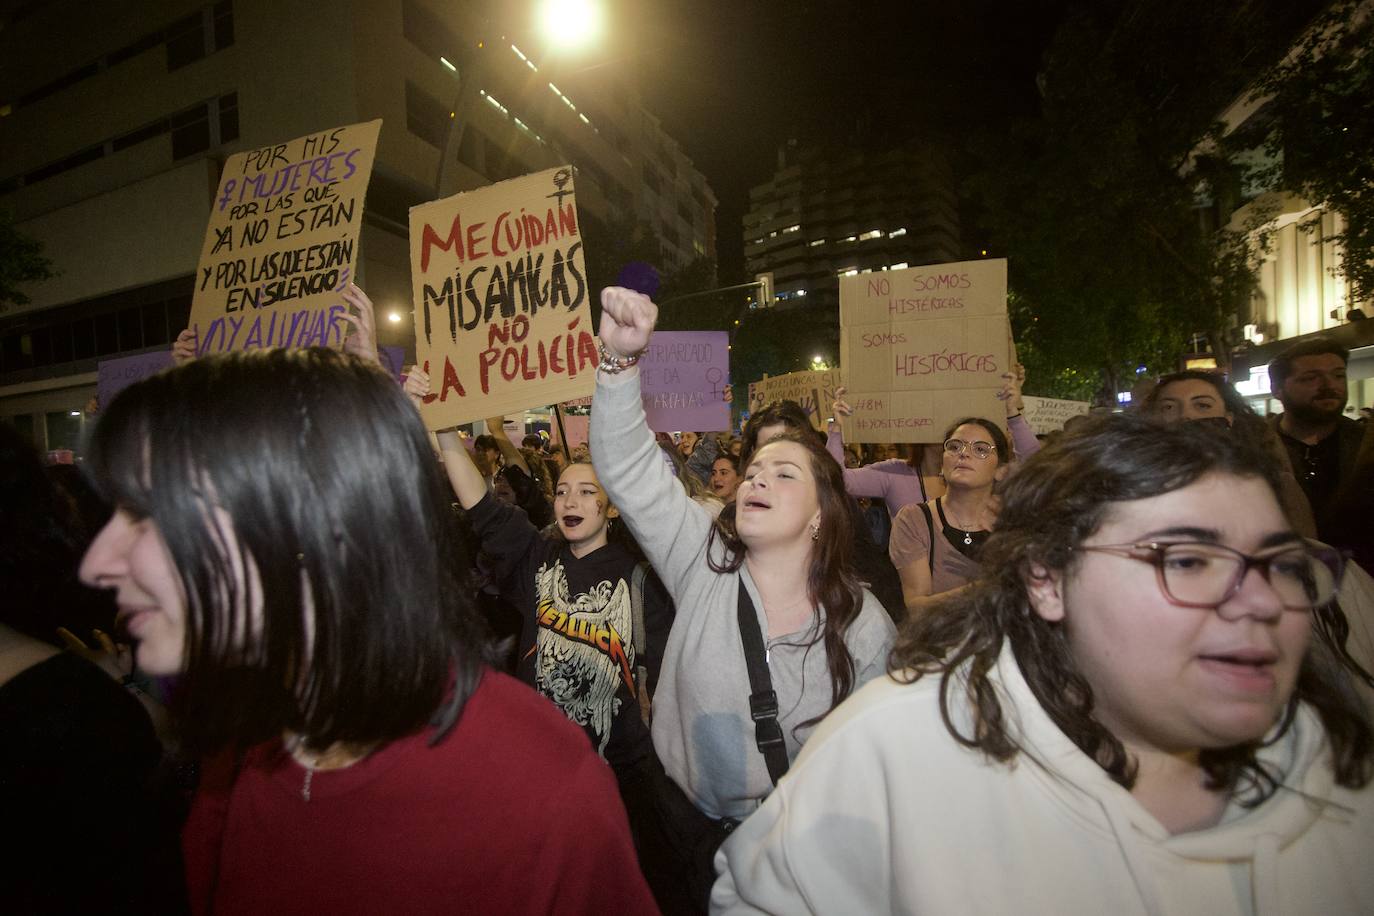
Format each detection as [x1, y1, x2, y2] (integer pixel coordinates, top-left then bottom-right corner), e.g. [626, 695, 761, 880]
[736, 581, 790, 785]
[919, 502, 936, 577]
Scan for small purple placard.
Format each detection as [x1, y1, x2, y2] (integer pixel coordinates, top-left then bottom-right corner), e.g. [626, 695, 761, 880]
[97, 351, 174, 409]
[379, 345, 405, 384]
[639, 331, 730, 432]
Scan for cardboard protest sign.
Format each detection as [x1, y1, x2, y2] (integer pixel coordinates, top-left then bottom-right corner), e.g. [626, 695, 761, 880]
[640, 331, 730, 432]
[188, 120, 381, 355]
[1021, 395, 1090, 435]
[97, 351, 173, 408]
[553, 413, 589, 448]
[747, 368, 845, 431]
[839, 259, 1010, 443]
[410, 166, 594, 429]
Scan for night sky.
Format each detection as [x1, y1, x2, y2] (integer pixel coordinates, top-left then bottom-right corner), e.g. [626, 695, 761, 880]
[632, 0, 1072, 282]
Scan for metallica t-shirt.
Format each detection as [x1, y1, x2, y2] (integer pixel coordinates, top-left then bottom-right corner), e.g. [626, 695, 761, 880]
[467, 493, 673, 776]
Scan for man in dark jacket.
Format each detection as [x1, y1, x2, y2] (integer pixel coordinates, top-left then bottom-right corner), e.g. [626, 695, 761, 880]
[1268, 338, 1369, 555]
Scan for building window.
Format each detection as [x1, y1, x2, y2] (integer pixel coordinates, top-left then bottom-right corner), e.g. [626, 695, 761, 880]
[405, 81, 449, 149]
[166, 2, 235, 72]
[218, 91, 239, 143]
[808, 238, 826, 247]
[858, 228, 883, 241]
[170, 103, 211, 160]
[212, 1, 235, 49]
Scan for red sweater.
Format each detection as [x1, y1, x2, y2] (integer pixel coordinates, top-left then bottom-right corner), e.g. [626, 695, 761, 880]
[184, 670, 659, 915]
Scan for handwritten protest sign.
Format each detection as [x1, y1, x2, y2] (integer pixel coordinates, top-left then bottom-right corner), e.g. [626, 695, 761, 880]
[410, 166, 593, 429]
[640, 331, 730, 432]
[1021, 395, 1090, 435]
[839, 259, 1009, 443]
[747, 368, 845, 431]
[97, 351, 173, 408]
[188, 120, 381, 355]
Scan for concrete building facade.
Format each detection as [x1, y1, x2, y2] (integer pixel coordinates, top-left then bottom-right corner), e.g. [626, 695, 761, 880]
[1196, 3, 1373, 414]
[742, 140, 960, 312]
[0, 0, 716, 451]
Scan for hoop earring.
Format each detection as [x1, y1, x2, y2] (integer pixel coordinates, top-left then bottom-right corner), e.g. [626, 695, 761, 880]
[810, 524, 820, 541]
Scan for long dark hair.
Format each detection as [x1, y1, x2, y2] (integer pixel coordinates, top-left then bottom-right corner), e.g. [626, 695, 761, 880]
[710, 430, 865, 726]
[890, 413, 1372, 801]
[1143, 370, 1269, 440]
[85, 349, 488, 755]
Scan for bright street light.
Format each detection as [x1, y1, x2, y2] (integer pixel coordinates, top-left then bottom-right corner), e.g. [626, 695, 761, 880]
[812, 355, 823, 363]
[537, 0, 604, 51]
[387, 311, 403, 324]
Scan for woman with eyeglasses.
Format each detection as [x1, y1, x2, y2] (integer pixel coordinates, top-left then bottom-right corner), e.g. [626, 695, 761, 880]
[714, 413, 1373, 915]
[886, 417, 1011, 618]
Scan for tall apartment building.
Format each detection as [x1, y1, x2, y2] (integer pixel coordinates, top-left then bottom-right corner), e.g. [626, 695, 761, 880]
[0, 0, 716, 451]
[743, 140, 960, 312]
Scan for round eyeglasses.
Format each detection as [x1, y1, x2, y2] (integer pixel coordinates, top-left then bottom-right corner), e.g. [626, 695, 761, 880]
[943, 438, 995, 460]
[1076, 541, 1344, 610]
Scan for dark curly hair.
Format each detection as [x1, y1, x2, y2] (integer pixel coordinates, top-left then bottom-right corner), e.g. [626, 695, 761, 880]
[890, 412, 1372, 803]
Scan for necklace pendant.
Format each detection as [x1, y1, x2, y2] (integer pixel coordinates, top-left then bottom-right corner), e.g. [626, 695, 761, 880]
[301, 767, 313, 802]
[963, 532, 973, 545]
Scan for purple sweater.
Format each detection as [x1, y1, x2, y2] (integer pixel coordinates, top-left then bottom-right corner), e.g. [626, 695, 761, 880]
[826, 416, 1042, 516]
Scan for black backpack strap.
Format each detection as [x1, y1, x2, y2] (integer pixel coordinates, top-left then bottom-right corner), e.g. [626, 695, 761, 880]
[735, 581, 790, 785]
[919, 502, 936, 577]
[630, 561, 651, 725]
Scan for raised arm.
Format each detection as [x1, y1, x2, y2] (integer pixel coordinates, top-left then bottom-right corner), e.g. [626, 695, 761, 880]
[998, 367, 1041, 460]
[340, 283, 381, 366]
[825, 387, 850, 465]
[683, 431, 720, 486]
[590, 288, 715, 600]
[483, 415, 531, 476]
[404, 368, 486, 509]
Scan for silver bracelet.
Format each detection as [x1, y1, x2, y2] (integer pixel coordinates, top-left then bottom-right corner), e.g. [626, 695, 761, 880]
[597, 342, 644, 374]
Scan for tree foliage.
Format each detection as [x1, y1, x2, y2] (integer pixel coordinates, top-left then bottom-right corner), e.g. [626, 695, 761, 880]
[0, 210, 55, 310]
[970, 0, 1329, 402]
[1249, 0, 1374, 306]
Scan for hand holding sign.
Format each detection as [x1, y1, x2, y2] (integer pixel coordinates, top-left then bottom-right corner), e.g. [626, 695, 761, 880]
[340, 283, 380, 366]
[598, 287, 657, 360]
[172, 329, 197, 366]
[996, 371, 1025, 418]
[404, 365, 431, 411]
[830, 386, 854, 433]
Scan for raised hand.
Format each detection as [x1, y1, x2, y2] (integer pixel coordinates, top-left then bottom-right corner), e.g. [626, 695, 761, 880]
[340, 283, 380, 365]
[404, 365, 431, 409]
[598, 287, 657, 360]
[996, 369, 1025, 417]
[171, 328, 197, 365]
[829, 386, 853, 433]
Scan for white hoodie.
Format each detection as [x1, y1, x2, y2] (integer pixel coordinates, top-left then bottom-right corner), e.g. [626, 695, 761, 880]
[712, 644, 1374, 916]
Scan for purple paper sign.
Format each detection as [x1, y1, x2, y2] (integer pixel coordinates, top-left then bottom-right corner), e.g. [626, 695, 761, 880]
[97, 351, 174, 409]
[379, 345, 405, 384]
[639, 331, 730, 432]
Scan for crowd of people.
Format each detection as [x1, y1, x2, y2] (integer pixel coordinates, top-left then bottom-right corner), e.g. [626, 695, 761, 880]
[2, 281, 1371, 915]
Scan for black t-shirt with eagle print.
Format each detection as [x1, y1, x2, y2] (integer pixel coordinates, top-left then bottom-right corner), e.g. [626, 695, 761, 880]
[467, 493, 674, 776]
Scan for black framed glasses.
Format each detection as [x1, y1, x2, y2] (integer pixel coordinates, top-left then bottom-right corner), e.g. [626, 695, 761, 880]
[943, 438, 994, 460]
[1076, 541, 1344, 610]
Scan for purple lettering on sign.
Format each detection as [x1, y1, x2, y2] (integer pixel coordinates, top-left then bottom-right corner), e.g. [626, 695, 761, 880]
[97, 351, 174, 409]
[637, 331, 730, 432]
